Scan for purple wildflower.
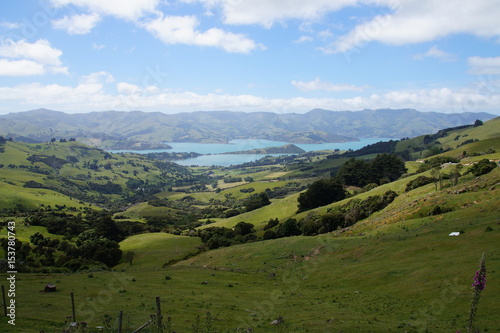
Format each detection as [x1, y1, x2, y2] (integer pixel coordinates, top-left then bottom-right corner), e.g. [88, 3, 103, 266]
[467, 253, 487, 333]
[472, 269, 486, 291]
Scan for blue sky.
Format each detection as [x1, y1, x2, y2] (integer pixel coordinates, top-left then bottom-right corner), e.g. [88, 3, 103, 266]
[0, 0, 499, 115]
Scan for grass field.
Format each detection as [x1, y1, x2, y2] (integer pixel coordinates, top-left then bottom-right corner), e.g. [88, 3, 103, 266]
[0, 118, 499, 332]
[1, 203, 498, 332]
[1, 165, 498, 332]
[116, 233, 202, 271]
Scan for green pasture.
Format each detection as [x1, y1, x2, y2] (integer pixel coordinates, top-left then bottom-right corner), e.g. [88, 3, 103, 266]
[2, 200, 498, 332]
[119, 202, 179, 220]
[0, 181, 90, 211]
[116, 233, 202, 271]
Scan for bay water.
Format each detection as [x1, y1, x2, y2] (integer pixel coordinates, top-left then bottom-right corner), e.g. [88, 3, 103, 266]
[114, 138, 393, 167]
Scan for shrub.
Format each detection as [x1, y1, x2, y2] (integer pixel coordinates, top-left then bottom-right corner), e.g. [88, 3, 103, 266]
[263, 230, 277, 240]
[405, 176, 435, 192]
[224, 176, 242, 183]
[263, 218, 279, 230]
[467, 159, 497, 177]
[276, 218, 302, 237]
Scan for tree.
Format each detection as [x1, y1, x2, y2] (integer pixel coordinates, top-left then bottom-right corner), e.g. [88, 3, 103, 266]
[233, 221, 254, 236]
[76, 230, 122, 266]
[244, 192, 270, 212]
[124, 251, 135, 266]
[336, 158, 371, 187]
[369, 153, 407, 183]
[337, 154, 406, 186]
[263, 218, 279, 230]
[450, 164, 463, 186]
[297, 178, 346, 212]
[430, 167, 441, 191]
[92, 215, 124, 242]
[276, 218, 302, 237]
[263, 230, 277, 240]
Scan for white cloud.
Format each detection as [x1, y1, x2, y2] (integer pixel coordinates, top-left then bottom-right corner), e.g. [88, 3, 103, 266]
[292, 77, 368, 92]
[413, 45, 456, 62]
[468, 56, 500, 75]
[0, 59, 45, 76]
[49, 66, 70, 75]
[327, 0, 500, 53]
[142, 15, 260, 53]
[191, 1, 500, 53]
[2, 77, 499, 114]
[117, 82, 141, 94]
[49, 0, 261, 53]
[80, 71, 114, 84]
[186, 0, 359, 28]
[0, 39, 68, 76]
[293, 36, 314, 43]
[0, 39, 63, 66]
[49, 0, 160, 21]
[52, 13, 101, 34]
[0, 22, 21, 29]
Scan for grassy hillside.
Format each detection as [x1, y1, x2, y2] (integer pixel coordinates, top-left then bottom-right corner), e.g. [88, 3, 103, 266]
[0, 140, 194, 212]
[0, 117, 498, 332]
[1, 169, 497, 331]
[395, 116, 500, 160]
[116, 233, 202, 271]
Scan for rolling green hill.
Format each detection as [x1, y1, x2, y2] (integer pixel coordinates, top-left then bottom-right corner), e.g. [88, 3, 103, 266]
[0, 140, 194, 212]
[0, 117, 498, 332]
[1, 167, 498, 331]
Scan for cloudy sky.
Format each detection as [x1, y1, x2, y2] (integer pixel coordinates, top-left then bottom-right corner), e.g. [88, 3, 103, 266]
[0, 0, 499, 115]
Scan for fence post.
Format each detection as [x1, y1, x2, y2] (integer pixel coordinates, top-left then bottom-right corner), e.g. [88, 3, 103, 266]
[71, 292, 76, 322]
[118, 310, 123, 333]
[156, 296, 162, 331]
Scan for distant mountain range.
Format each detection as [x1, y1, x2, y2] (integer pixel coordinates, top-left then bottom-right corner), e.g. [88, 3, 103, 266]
[0, 108, 496, 147]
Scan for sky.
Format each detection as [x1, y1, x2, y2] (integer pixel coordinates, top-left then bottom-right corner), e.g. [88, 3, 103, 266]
[0, 0, 499, 115]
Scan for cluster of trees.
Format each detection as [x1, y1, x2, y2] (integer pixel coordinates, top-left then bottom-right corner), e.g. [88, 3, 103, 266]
[300, 190, 398, 236]
[88, 181, 123, 194]
[243, 192, 270, 212]
[0, 135, 12, 144]
[297, 178, 346, 212]
[194, 190, 398, 250]
[467, 159, 497, 177]
[14, 211, 126, 271]
[406, 157, 496, 193]
[142, 191, 272, 232]
[198, 222, 256, 249]
[416, 156, 460, 173]
[49, 137, 76, 143]
[336, 154, 407, 187]
[224, 176, 243, 183]
[0, 135, 12, 153]
[297, 154, 406, 212]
